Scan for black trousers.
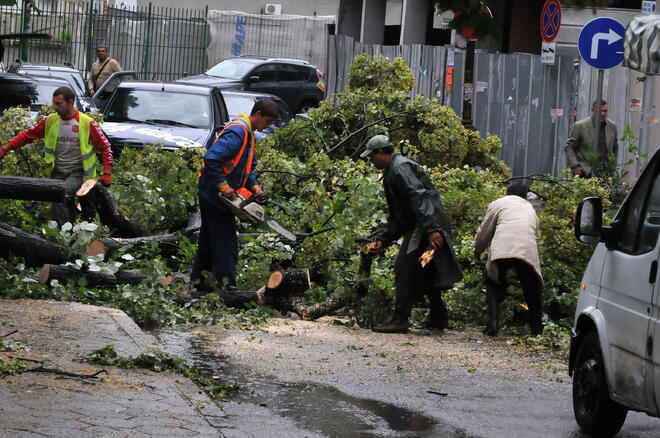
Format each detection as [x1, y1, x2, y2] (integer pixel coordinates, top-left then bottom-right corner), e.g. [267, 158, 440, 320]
[485, 258, 543, 332]
[394, 232, 448, 322]
[191, 197, 238, 288]
[51, 169, 82, 227]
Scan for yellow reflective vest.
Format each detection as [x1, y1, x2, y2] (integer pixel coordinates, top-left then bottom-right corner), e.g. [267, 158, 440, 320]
[43, 112, 99, 179]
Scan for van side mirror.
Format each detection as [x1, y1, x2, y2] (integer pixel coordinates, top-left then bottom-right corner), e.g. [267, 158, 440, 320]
[575, 197, 603, 243]
[248, 75, 260, 83]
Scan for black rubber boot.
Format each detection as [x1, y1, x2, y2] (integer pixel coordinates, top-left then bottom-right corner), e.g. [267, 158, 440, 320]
[422, 294, 449, 330]
[372, 312, 410, 333]
[483, 284, 501, 337]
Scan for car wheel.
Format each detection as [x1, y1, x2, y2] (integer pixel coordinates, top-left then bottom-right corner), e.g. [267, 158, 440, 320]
[572, 331, 628, 435]
[296, 100, 317, 114]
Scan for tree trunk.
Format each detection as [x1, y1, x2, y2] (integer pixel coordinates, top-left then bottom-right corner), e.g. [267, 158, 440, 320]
[80, 182, 146, 238]
[0, 221, 69, 267]
[292, 296, 347, 321]
[39, 264, 117, 288]
[87, 234, 185, 258]
[88, 232, 266, 258]
[38, 265, 170, 287]
[0, 175, 65, 202]
[114, 269, 148, 285]
[293, 253, 374, 321]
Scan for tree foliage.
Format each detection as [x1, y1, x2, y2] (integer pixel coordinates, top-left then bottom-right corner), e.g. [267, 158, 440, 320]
[0, 55, 612, 334]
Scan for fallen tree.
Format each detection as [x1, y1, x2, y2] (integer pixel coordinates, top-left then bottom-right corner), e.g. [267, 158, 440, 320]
[38, 264, 167, 287]
[0, 175, 65, 202]
[0, 221, 70, 267]
[80, 183, 147, 238]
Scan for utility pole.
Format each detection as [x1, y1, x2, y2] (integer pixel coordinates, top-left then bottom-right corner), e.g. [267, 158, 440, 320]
[20, 0, 32, 61]
[461, 40, 475, 130]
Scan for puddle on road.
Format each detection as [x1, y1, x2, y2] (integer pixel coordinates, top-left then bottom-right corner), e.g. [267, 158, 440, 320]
[152, 326, 471, 438]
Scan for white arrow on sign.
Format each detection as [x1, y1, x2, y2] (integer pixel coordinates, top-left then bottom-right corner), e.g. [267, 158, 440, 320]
[590, 28, 623, 59]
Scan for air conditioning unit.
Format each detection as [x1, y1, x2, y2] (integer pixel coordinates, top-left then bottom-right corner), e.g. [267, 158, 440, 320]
[264, 3, 282, 15]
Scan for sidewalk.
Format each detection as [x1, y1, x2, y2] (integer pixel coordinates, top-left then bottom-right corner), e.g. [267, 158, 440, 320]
[0, 299, 228, 437]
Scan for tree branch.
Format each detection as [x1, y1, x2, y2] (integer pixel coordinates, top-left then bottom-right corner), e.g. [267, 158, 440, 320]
[327, 111, 412, 155]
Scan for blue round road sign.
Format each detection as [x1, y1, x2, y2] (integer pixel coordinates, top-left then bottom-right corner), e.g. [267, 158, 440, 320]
[541, 0, 561, 43]
[578, 17, 625, 70]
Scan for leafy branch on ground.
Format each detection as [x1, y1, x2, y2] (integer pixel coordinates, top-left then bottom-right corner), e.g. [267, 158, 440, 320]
[86, 344, 238, 400]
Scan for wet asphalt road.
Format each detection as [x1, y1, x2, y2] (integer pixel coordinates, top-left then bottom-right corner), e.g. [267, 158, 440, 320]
[153, 319, 660, 438]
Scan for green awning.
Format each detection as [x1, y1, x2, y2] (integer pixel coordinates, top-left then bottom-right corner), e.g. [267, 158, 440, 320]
[624, 14, 660, 75]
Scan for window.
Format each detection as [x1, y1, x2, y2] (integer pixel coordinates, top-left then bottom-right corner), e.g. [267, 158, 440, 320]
[250, 65, 277, 82]
[617, 164, 660, 254]
[105, 90, 210, 128]
[278, 64, 307, 82]
[206, 59, 255, 79]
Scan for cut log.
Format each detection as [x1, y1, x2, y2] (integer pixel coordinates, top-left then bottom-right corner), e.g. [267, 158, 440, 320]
[186, 208, 201, 230]
[80, 182, 147, 238]
[0, 221, 69, 267]
[0, 175, 65, 202]
[39, 264, 116, 288]
[266, 268, 311, 296]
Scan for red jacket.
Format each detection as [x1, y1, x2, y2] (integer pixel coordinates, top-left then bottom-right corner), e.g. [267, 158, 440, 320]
[5, 111, 114, 169]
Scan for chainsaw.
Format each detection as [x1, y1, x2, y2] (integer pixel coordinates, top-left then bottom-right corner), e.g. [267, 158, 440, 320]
[218, 187, 297, 243]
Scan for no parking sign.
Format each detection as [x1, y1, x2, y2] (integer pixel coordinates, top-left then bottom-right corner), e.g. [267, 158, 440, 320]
[540, 0, 561, 64]
[541, 0, 561, 42]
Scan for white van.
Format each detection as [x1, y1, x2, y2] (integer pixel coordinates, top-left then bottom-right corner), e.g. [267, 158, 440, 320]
[571, 148, 660, 435]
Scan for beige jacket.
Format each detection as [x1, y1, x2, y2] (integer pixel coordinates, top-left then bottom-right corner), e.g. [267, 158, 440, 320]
[565, 116, 618, 177]
[88, 58, 122, 92]
[474, 195, 542, 283]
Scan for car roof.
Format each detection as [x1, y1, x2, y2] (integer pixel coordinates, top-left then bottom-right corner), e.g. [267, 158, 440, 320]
[116, 80, 216, 95]
[0, 72, 70, 85]
[221, 90, 284, 101]
[224, 56, 316, 67]
[9, 61, 80, 73]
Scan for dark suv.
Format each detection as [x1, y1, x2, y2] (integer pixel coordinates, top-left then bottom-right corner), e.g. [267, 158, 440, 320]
[8, 60, 94, 111]
[176, 56, 324, 114]
[0, 72, 84, 114]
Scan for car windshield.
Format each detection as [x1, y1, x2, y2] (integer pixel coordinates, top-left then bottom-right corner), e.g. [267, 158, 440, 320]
[205, 59, 255, 80]
[104, 89, 211, 128]
[21, 69, 87, 97]
[0, 80, 62, 112]
[224, 94, 291, 122]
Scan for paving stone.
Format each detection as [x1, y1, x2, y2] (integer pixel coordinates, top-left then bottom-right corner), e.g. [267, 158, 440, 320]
[0, 299, 227, 438]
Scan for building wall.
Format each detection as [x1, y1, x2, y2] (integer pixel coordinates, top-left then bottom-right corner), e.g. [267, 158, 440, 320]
[135, 0, 338, 15]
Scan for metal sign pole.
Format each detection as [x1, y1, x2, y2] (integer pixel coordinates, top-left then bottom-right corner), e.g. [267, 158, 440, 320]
[638, 75, 653, 174]
[593, 69, 604, 160]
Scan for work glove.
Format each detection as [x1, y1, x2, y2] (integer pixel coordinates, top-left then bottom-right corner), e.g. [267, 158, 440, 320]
[365, 240, 383, 256]
[252, 185, 264, 202]
[99, 167, 112, 187]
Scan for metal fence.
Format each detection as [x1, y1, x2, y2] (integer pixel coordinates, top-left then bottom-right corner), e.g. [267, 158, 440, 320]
[1, 2, 208, 81]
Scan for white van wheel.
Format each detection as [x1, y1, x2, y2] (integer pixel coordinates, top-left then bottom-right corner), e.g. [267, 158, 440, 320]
[572, 332, 628, 435]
